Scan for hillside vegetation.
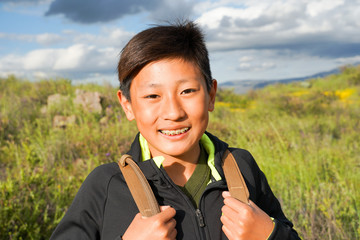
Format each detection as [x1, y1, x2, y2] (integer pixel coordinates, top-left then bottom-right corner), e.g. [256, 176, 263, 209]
[1, 65, 359, 239]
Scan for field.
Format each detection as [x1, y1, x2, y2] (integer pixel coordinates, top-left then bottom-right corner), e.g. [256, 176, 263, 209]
[0, 65, 359, 239]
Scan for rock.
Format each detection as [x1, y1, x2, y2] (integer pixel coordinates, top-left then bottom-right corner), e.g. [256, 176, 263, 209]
[40, 106, 47, 115]
[74, 158, 85, 168]
[41, 93, 69, 114]
[47, 93, 69, 107]
[99, 116, 108, 126]
[300, 81, 312, 88]
[73, 89, 103, 114]
[53, 115, 76, 128]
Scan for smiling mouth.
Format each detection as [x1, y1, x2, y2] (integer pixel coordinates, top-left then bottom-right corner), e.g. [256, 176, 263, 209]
[160, 127, 189, 136]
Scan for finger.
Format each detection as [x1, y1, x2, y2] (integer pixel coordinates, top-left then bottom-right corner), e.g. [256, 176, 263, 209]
[224, 194, 251, 212]
[169, 227, 177, 239]
[162, 215, 177, 239]
[247, 200, 257, 209]
[222, 222, 235, 240]
[222, 191, 231, 198]
[133, 212, 144, 221]
[221, 204, 239, 223]
[158, 206, 176, 221]
[160, 205, 171, 211]
[165, 217, 177, 229]
[220, 213, 235, 228]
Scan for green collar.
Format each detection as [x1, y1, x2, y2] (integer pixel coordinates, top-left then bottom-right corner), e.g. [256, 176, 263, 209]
[139, 133, 222, 181]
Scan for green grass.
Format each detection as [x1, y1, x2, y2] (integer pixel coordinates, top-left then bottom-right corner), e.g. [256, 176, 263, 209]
[1, 66, 359, 239]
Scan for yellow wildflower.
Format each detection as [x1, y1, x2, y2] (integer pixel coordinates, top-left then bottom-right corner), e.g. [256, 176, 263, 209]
[290, 90, 310, 97]
[335, 88, 355, 100]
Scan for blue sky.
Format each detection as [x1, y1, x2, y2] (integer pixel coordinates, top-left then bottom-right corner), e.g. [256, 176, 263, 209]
[1, 0, 360, 86]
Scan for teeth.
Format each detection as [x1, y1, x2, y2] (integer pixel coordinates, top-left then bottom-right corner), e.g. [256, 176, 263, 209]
[160, 128, 189, 136]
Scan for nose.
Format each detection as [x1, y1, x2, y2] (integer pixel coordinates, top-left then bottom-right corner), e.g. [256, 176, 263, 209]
[161, 95, 186, 121]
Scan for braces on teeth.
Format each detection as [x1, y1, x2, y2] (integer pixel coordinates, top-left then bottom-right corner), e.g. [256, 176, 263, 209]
[161, 128, 189, 136]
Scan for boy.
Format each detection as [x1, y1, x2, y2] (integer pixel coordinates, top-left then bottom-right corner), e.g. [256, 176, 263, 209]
[50, 21, 300, 240]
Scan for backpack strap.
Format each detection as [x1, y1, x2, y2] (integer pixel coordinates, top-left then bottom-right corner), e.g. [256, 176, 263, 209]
[221, 149, 249, 204]
[118, 149, 249, 217]
[118, 154, 160, 217]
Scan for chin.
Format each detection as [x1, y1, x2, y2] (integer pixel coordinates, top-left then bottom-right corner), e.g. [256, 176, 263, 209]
[164, 145, 197, 158]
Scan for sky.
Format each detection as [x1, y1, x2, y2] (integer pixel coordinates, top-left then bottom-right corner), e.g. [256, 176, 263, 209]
[1, 0, 360, 86]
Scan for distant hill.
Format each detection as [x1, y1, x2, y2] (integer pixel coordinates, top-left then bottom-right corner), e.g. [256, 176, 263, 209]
[219, 67, 342, 94]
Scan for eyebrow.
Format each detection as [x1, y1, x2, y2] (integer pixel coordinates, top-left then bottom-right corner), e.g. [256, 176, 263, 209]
[143, 78, 198, 89]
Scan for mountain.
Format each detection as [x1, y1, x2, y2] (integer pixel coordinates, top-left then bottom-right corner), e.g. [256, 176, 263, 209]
[219, 67, 342, 94]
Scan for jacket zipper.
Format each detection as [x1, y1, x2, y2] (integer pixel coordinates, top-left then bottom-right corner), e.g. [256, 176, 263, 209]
[197, 181, 229, 240]
[157, 164, 228, 239]
[195, 209, 205, 227]
[157, 166, 208, 239]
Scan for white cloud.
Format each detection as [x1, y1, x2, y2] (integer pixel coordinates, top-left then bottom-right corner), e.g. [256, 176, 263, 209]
[194, 0, 245, 14]
[22, 44, 118, 71]
[0, 25, 135, 81]
[32, 71, 49, 79]
[23, 48, 57, 69]
[0, 43, 119, 80]
[238, 62, 251, 70]
[54, 44, 94, 70]
[239, 56, 253, 62]
[0, 32, 64, 46]
[335, 55, 360, 65]
[196, 0, 360, 54]
[0, 33, 33, 42]
[36, 33, 64, 45]
[68, 27, 134, 48]
[237, 58, 276, 71]
[306, 0, 344, 17]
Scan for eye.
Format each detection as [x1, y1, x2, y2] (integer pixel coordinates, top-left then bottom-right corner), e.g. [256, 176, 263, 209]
[145, 94, 160, 99]
[181, 89, 197, 95]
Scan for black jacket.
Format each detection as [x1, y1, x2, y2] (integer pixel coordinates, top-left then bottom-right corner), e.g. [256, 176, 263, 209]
[50, 132, 300, 239]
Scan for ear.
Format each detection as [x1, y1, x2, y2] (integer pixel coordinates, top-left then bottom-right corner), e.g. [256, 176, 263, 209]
[208, 79, 217, 112]
[117, 90, 135, 121]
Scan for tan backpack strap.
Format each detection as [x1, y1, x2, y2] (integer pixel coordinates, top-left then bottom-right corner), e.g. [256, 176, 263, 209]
[118, 154, 160, 217]
[118, 149, 248, 217]
[222, 149, 250, 204]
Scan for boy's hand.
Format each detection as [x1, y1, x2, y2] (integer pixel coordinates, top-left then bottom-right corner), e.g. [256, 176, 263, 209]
[122, 206, 177, 240]
[221, 191, 274, 240]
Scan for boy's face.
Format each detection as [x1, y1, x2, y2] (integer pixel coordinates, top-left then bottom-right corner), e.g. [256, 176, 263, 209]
[118, 58, 217, 160]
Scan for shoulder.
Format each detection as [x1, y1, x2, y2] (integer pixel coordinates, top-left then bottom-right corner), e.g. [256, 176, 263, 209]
[67, 163, 123, 220]
[228, 148, 254, 161]
[89, 162, 120, 178]
[50, 162, 123, 238]
[77, 162, 121, 195]
[227, 148, 261, 178]
[228, 148, 259, 170]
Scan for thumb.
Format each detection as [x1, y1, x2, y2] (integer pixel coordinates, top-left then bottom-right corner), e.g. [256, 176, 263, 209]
[158, 205, 176, 220]
[160, 205, 172, 211]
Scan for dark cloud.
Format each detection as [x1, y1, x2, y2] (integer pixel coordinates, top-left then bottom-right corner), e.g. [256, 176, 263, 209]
[45, 0, 163, 23]
[253, 37, 360, 59]
[293, 42, 360, 58]
[210, 37, 360, 59]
